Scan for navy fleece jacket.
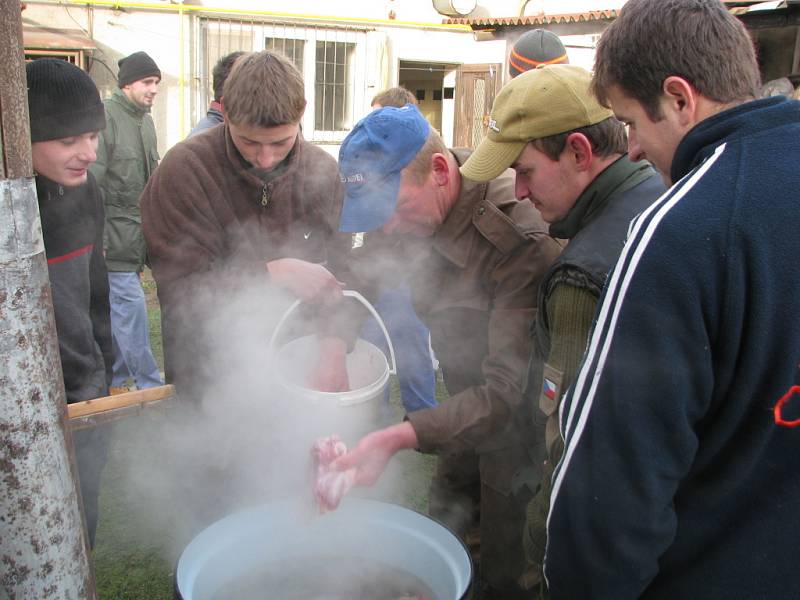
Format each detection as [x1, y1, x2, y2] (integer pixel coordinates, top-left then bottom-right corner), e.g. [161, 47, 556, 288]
[545, 96, 800, 599]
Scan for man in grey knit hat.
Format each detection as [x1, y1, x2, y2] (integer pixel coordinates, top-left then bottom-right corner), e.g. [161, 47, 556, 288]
[508, 29, 568, 78]
[91, 51, 163, 394]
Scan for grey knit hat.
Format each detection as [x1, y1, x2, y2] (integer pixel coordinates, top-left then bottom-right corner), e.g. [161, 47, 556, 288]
[117, 51, 161, 87]
[509, 29, 569, 78]
[26, 58, 106, 143]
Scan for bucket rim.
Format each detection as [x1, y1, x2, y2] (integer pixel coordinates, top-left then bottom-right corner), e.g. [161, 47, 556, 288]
[275, 337, 391, 406]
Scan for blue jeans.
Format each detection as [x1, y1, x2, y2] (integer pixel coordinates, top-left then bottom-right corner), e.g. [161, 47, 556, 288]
[360, 285, 436, 413]
[108, 271, 163, 389]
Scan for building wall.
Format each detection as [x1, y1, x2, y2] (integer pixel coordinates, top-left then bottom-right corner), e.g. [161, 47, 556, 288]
[23, 0, 505, 158]
[24, 2, 190, 156]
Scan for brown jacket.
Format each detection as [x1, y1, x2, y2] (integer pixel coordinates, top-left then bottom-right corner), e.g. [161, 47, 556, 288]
[354, 149, 561, 458]
[140, 125, 351, 390]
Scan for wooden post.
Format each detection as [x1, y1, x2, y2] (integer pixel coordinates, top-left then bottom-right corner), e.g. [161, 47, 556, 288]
[0, 0, 97, 597]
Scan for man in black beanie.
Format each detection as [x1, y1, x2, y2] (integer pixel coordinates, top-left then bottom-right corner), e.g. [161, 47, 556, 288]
[27, 58, 113, 547]
[90, 51, 163, 395]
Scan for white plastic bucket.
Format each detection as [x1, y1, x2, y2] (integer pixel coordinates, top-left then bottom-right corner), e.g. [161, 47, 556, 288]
[174, 497, 473, 600]
[269, 291, 396, 440]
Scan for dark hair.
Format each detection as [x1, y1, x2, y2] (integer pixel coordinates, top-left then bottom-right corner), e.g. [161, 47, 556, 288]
[212, 51, 245, 101]
[371, 86, 418, 108]
[592, 0, 760, 120]
[531, 117, 627, 161]
[222, 50, 306, 127]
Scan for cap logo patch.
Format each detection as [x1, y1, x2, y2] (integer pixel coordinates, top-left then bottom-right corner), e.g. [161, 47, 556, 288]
[488, 118, 500, 133]
[341, 173, 365, 184]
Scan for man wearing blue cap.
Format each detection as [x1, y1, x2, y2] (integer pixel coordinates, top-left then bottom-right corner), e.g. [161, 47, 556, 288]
[334, 104, 561, 599]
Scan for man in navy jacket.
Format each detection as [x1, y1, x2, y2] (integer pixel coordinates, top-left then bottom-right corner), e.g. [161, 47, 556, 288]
[544, 1, 800, 598]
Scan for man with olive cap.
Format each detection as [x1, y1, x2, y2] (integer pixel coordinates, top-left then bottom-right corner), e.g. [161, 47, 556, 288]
[461, 64, 665, 593]
[333, 103, 561, 599]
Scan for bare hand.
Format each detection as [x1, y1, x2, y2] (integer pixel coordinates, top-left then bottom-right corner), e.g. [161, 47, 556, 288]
[331, 422, 418, 487]
[266, 258, 344, 303]
[310, 337, 350, 392]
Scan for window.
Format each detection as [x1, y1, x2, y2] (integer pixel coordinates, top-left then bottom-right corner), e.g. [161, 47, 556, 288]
[199, 18, 368, 144]
[315, 41, 355, 132]
[265, 37, 304, 72]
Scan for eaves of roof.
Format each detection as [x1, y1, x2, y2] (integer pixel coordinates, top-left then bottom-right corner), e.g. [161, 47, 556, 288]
[444, 1, 798, 29]
[23, 26, 97, 50]
[443, 9, 618, 28]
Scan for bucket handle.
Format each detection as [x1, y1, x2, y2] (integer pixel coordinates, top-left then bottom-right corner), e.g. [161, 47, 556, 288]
[268, 290, 396, 375]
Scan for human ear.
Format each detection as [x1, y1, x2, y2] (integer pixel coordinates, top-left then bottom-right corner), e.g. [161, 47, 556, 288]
[564, 132, 593, 171]
[662, 76, 697, 128]
[431, 152, 450, 186]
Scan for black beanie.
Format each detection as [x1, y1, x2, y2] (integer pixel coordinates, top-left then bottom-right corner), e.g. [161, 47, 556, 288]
[117, 51, 161, 88]
[26, 58, 106, 143]
[509, 29, 569, 78]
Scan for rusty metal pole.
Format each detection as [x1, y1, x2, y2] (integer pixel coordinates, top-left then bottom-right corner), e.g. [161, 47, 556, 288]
[0, 0, 97, 597]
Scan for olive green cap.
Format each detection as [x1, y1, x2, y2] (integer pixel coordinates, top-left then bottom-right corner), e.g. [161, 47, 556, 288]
[460, 64, 614, 182]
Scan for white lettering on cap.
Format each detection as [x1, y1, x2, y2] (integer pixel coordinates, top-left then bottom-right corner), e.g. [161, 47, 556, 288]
[340, 173, 365, 184]
[488, 118, 500, 133]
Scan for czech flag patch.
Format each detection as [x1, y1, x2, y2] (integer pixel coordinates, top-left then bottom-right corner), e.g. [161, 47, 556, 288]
[543, 377, 558, 401]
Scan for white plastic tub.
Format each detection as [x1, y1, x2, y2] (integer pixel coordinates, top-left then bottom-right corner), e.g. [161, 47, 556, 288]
[175, 497, 473, 600]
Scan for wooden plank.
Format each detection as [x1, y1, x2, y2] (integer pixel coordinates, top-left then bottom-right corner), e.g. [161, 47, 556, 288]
[67, 384, 177, 419]
[69, 399, 173, 431]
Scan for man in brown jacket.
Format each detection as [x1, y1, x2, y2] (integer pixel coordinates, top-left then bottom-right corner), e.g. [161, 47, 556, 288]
[334, 105, 561, 599]
[140, 51, 351, 399]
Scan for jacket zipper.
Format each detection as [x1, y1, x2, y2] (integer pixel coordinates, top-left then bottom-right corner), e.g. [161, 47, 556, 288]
[261, 183, 271, 207]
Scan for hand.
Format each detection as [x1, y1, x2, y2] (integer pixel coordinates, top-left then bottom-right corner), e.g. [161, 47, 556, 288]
[266, 258, 344, 303]
[331, 422, 418, 487]
[310, 337, 350, 392]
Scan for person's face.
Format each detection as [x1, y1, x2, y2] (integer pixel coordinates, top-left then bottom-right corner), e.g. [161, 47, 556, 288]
[605, 85, 684, 185]
[228, 121, 300, 174]
[381, 170, 441, 237]
[123, 76, 160, 108]
[31, 132, 99, 187]
[512, 143, 583, 223]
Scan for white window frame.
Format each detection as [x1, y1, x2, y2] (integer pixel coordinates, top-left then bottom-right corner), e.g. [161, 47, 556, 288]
[252, 23, 368, 143]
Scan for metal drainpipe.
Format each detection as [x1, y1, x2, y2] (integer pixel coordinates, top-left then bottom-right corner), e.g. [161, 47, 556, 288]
[0, 2, 97, 598]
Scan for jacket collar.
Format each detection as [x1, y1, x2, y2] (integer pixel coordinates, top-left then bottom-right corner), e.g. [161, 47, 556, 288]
[432, 148, 485, 268]
[670, 96, 795, 183]
[110, 87, 149, 118]
[549, 154, 654, 239]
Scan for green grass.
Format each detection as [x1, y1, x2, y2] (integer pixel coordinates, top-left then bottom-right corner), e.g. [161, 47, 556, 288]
[91, 283, 442, 598]
[93, 427, 175, 598]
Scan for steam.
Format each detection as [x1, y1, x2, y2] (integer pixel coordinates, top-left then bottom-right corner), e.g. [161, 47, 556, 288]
[98, 272, 422, 562]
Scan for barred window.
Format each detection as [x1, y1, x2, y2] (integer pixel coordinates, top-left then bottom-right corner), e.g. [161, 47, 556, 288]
[199, 18, 367, 142]
[315, 41, 355, 132]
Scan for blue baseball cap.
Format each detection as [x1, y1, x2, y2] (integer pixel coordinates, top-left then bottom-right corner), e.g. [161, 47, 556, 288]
[338, 104, 430, 232]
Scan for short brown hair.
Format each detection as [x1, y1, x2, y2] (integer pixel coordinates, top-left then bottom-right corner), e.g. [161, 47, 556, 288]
[591, 0, 760, 121]
[372, 86, 418, 108]
[222, 50, 306, 127]
[532, 117, 627, 161]
[404, 128, 448, 183]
